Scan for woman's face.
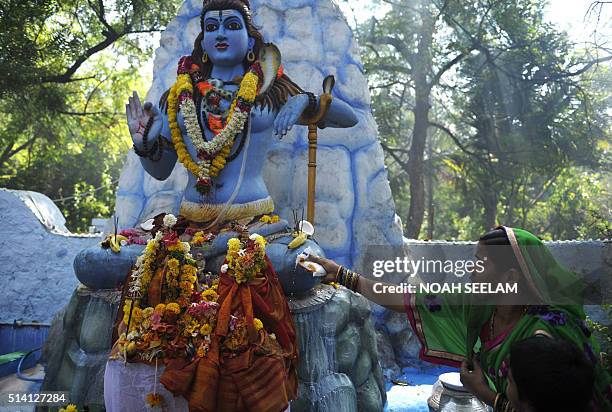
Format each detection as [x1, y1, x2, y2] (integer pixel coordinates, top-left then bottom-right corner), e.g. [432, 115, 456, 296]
[201, 9, 250, 67]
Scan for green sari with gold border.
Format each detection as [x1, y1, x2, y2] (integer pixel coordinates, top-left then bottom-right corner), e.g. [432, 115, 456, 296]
[403, 227, 612, 410]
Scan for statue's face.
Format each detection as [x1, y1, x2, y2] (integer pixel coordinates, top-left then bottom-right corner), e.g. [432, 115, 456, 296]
[202, 9, 250, 67]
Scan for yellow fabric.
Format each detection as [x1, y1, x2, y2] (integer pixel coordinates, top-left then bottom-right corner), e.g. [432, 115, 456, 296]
[179, 197, 274, 223]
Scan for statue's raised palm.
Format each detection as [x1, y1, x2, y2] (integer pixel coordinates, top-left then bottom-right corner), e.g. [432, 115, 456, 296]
[125, 91, 162, 148]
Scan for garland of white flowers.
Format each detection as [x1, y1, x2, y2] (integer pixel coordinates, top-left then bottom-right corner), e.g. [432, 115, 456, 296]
[169, 69, 259, 193]
[181, 97, 250, 156]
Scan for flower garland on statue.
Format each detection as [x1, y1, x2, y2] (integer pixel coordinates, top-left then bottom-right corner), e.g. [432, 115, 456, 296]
[167, 56, 260, 194]
[119, 214, 208, 361]
[116, 220, 276, 409]
[224, 233, 267, 284]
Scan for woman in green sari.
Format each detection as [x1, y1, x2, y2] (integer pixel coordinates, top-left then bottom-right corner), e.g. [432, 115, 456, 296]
[306, 226, 612, 411]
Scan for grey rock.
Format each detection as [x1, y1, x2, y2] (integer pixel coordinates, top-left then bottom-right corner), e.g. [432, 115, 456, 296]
[391, 327, 422, 365]
[296, 328, 330, 382]
[336, 322, 360, 373]
[322, 288, 351, 334]
[375, 330, 401, 381]
[350, 351, 372, 387]
[0, 189, 99, 324]
[356, 374, 383, 412]
[293, 372, 357, 412]
[384, 310, 409, 335]
[78, 297, 115, 353]
[349, 291, 371, 324]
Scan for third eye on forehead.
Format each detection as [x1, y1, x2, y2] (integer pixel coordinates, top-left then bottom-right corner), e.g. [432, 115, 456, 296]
[204, 9, 241, 22]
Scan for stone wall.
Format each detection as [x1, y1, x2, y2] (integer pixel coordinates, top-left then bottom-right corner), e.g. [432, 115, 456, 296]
[0, 189, 100, 324]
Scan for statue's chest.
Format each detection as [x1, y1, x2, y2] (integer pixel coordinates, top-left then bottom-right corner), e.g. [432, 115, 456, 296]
[198, 99, 276, 137]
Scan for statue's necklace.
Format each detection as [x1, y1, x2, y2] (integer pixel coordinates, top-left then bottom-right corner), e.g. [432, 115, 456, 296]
[198, 79, 237, 136]
[168, 57, 259, 194]
[202, 79, 237, 116]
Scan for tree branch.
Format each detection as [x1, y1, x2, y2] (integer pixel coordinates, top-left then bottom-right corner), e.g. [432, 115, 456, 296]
[41, 31, 121, 84]
[430, 51, 469, 86]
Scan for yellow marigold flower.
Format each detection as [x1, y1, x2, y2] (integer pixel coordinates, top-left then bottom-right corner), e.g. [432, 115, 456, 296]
[253, 318, 264, 331]
[191, 231, 206, 245]
[167, 243, 182, 252]
[196, 346, 206, 358]
[167, 258, 180, 272]
[238, 72, 259, 101]
[145, 239, 158, 252]
[142, 307, 154, 318]
[259, 215, 272, 224]
[200, 323, 212, 335]
[146, 393, 165, 407]
[59, 404, 78, 412]
[166, 302, 181, 314]
[125, 307, 142, 327]
[180, 281, 194, 293]
[228, 238, 241, 252]
[253, 234, 266, 249]
[181, 264, 197, 277]
[270, 215, 280, 223]
[154, 303, 166, 313]
[201, 289, 218, 302]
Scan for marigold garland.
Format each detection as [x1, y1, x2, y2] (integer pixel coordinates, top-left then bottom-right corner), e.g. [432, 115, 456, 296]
[167, 57, 261, 194]
[226, 234, 267, 284]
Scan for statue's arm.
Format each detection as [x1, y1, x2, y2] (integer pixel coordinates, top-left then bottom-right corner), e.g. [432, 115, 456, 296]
[273, 94, 358, 136]
[126, 91, 177, 181]
[316, 97, 358, 128]
[138, 112, 178, 181]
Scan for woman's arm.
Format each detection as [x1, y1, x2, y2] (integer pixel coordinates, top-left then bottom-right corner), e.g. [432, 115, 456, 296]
[460, 359, 497, 407]
[305, 255, 405, 312]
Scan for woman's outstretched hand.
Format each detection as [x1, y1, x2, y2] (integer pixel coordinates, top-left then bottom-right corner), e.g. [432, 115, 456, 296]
[273, 94, 309, 136]
[126, 91, 162, 148]
[305, 254, 339, 284]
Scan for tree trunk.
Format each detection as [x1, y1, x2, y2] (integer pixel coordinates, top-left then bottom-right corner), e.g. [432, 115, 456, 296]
[482, 188, 498, 231]
[405, 0, 434, 239]
[426, 138, 435, 240]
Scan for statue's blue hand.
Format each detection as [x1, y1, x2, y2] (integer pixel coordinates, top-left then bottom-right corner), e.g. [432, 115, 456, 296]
[126, 91, 163, 149]
[146, 105, 163, 141]
[273, 94, 309, 137]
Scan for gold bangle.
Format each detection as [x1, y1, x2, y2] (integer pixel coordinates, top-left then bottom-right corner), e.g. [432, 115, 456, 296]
[343, 270, 351, 288]
[494, 393, 501, 411]
[335, 265, 343, 283]
[351, 271, 360, 291]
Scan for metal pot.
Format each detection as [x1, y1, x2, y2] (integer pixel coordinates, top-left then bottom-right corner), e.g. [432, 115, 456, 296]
[428, 372, 490, 412]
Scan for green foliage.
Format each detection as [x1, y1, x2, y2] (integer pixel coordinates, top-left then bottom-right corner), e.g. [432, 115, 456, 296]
[357, 0, 611, 240]
[587, 304, 612, 375]
[0, 0, 181, 232]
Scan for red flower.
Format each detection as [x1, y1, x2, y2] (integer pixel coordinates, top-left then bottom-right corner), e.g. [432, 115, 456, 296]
[162, 231, 179, 247]
[177, 56, 193, 74]
[198, 150, 213, 161]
